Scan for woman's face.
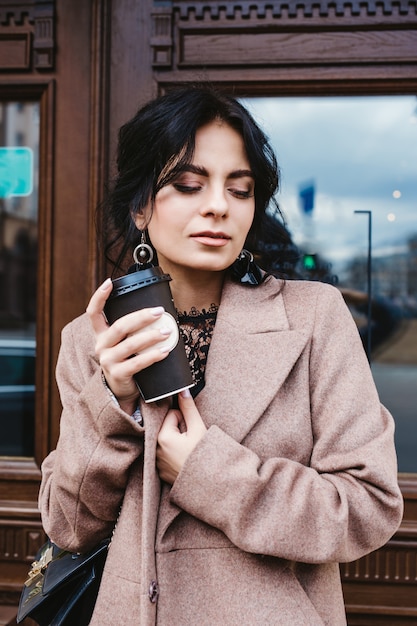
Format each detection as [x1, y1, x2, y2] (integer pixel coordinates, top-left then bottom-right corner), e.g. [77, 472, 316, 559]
[137, 120, 255, 279]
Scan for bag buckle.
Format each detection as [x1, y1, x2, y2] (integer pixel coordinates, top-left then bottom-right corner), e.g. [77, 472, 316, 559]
[24, 545, 53, 587]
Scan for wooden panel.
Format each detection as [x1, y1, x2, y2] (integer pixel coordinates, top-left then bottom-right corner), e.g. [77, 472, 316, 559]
[48, 0, 94, 448]
[0, 500, 45, 595]
[400, 476, 417, 523]
[0, 605, 18, 625]
[0, 523, 44, 565]
[347, 611, 417, 625]
[342, 531, 417, 585]
[0, 34, 30, 69]
[340, 515, 417, 621]
[0, 1, 55, 70]
[108, 0, 155, 163]
[153, 0, 417, 86]
[0, 460, 41, 503]
[179, 29, 417, 66]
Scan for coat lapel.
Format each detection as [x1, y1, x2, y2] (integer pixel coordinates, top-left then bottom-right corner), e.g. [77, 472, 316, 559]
[196, 276, 310, 442]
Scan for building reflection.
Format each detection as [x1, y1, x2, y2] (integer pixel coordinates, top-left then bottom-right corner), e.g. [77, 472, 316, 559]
[0, 102, 39, 456]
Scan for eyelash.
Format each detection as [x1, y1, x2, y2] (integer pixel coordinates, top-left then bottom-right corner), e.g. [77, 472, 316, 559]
[173, 183, 253, 199]
[173, 184, 200, 194]
[231, 189, 253, 199]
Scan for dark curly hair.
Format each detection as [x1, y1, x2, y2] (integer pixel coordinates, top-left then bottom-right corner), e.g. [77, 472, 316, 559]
[102, 86, 282, 273]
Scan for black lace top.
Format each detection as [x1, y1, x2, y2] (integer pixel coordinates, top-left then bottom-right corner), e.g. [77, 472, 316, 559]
[177, 303, 218, 397]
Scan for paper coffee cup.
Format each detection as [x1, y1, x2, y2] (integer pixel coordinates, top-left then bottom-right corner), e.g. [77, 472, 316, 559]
[104, 266, 194, 402]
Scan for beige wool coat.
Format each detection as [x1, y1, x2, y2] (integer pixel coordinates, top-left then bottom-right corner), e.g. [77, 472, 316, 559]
[39, 276, 403, 626]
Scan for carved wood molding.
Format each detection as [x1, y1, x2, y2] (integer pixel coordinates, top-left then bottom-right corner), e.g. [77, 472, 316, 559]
[152, 1, 417, 72]
[0, 502, 44, 595]
[173, 1, 417, 19]
[341, 524, 417, 585]
[0, 503, 44, 597]
[0, 521, 44, 564]
[151, 6, 173, 67]
[0, 0, 55, 70]
[341, 547, 417, 585]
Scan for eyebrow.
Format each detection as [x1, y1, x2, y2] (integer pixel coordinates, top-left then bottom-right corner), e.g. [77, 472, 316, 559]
[178, 164, 254, 179]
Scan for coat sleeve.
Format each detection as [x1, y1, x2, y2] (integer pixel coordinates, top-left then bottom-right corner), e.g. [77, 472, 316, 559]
[170, 284, 404, 564]
[38, 317, 145, 553]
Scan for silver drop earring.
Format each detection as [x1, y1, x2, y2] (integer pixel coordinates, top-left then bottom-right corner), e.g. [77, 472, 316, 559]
[133, 231, 154, 266]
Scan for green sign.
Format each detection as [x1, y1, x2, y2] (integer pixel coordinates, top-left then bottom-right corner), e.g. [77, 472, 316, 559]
[0, 147, 34, 198]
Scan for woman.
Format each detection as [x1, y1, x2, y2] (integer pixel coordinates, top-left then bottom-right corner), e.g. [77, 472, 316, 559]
[39, 87, 403, 625]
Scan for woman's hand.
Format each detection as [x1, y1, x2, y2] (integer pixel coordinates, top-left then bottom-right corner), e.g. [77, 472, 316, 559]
[86, 278, 172, 414]
[156, 390, 207, 484]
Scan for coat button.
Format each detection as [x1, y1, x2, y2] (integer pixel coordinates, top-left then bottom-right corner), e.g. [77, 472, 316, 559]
[149, 580, 159, 603]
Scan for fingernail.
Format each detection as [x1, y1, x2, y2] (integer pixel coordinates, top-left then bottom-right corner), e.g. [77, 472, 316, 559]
[159, 327, 172, 336]
[151, 306, 165, 316]
[180, 388, 192, 398]
[159, 346, 170, 354]
[100, 278, 112, 290]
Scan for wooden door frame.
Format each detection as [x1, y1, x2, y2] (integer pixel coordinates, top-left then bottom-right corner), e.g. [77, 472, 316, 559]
[0, 0, 111, 608]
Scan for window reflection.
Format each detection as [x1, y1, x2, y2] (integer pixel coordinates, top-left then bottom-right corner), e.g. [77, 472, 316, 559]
[0, 101, 39, 456]
[243, 96, 417, 473]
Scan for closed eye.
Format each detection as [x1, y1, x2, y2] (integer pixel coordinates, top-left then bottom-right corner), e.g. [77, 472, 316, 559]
[228, 188, 254, 199]
[173, 183, 202, 194]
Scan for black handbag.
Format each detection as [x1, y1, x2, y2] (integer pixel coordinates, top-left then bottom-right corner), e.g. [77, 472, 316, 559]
[17, 537, 110, 626]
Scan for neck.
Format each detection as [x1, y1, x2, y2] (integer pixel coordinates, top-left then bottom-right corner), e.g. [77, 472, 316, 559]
[167, 269, 225, 314]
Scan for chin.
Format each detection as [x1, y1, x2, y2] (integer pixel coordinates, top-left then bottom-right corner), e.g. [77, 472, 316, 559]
[179, 261, 228, 276]
[163, 251, 238, 275]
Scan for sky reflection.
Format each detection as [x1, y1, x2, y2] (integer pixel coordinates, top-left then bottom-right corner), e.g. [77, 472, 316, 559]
[242, 96, 417, 280]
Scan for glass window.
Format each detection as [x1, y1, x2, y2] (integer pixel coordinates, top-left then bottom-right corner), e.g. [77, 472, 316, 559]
[242, 96, 417, 473]
[0, 101, 39, 456]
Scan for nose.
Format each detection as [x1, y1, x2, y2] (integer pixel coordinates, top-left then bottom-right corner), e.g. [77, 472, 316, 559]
[200, 183, 229, 218]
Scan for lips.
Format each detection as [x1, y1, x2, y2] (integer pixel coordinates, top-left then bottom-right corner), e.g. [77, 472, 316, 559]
[191, 231, 231, 240]
[190, 231, 231, 247]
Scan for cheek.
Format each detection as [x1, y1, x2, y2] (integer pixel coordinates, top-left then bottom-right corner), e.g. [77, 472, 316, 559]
[239, 205, 256, 237]
[146, 202, 171, 237]
[146, 216, 163, 252]
[146, 211, 183, 253]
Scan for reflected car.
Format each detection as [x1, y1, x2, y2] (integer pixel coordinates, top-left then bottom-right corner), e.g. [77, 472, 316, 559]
[0, 338, 36, 456]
